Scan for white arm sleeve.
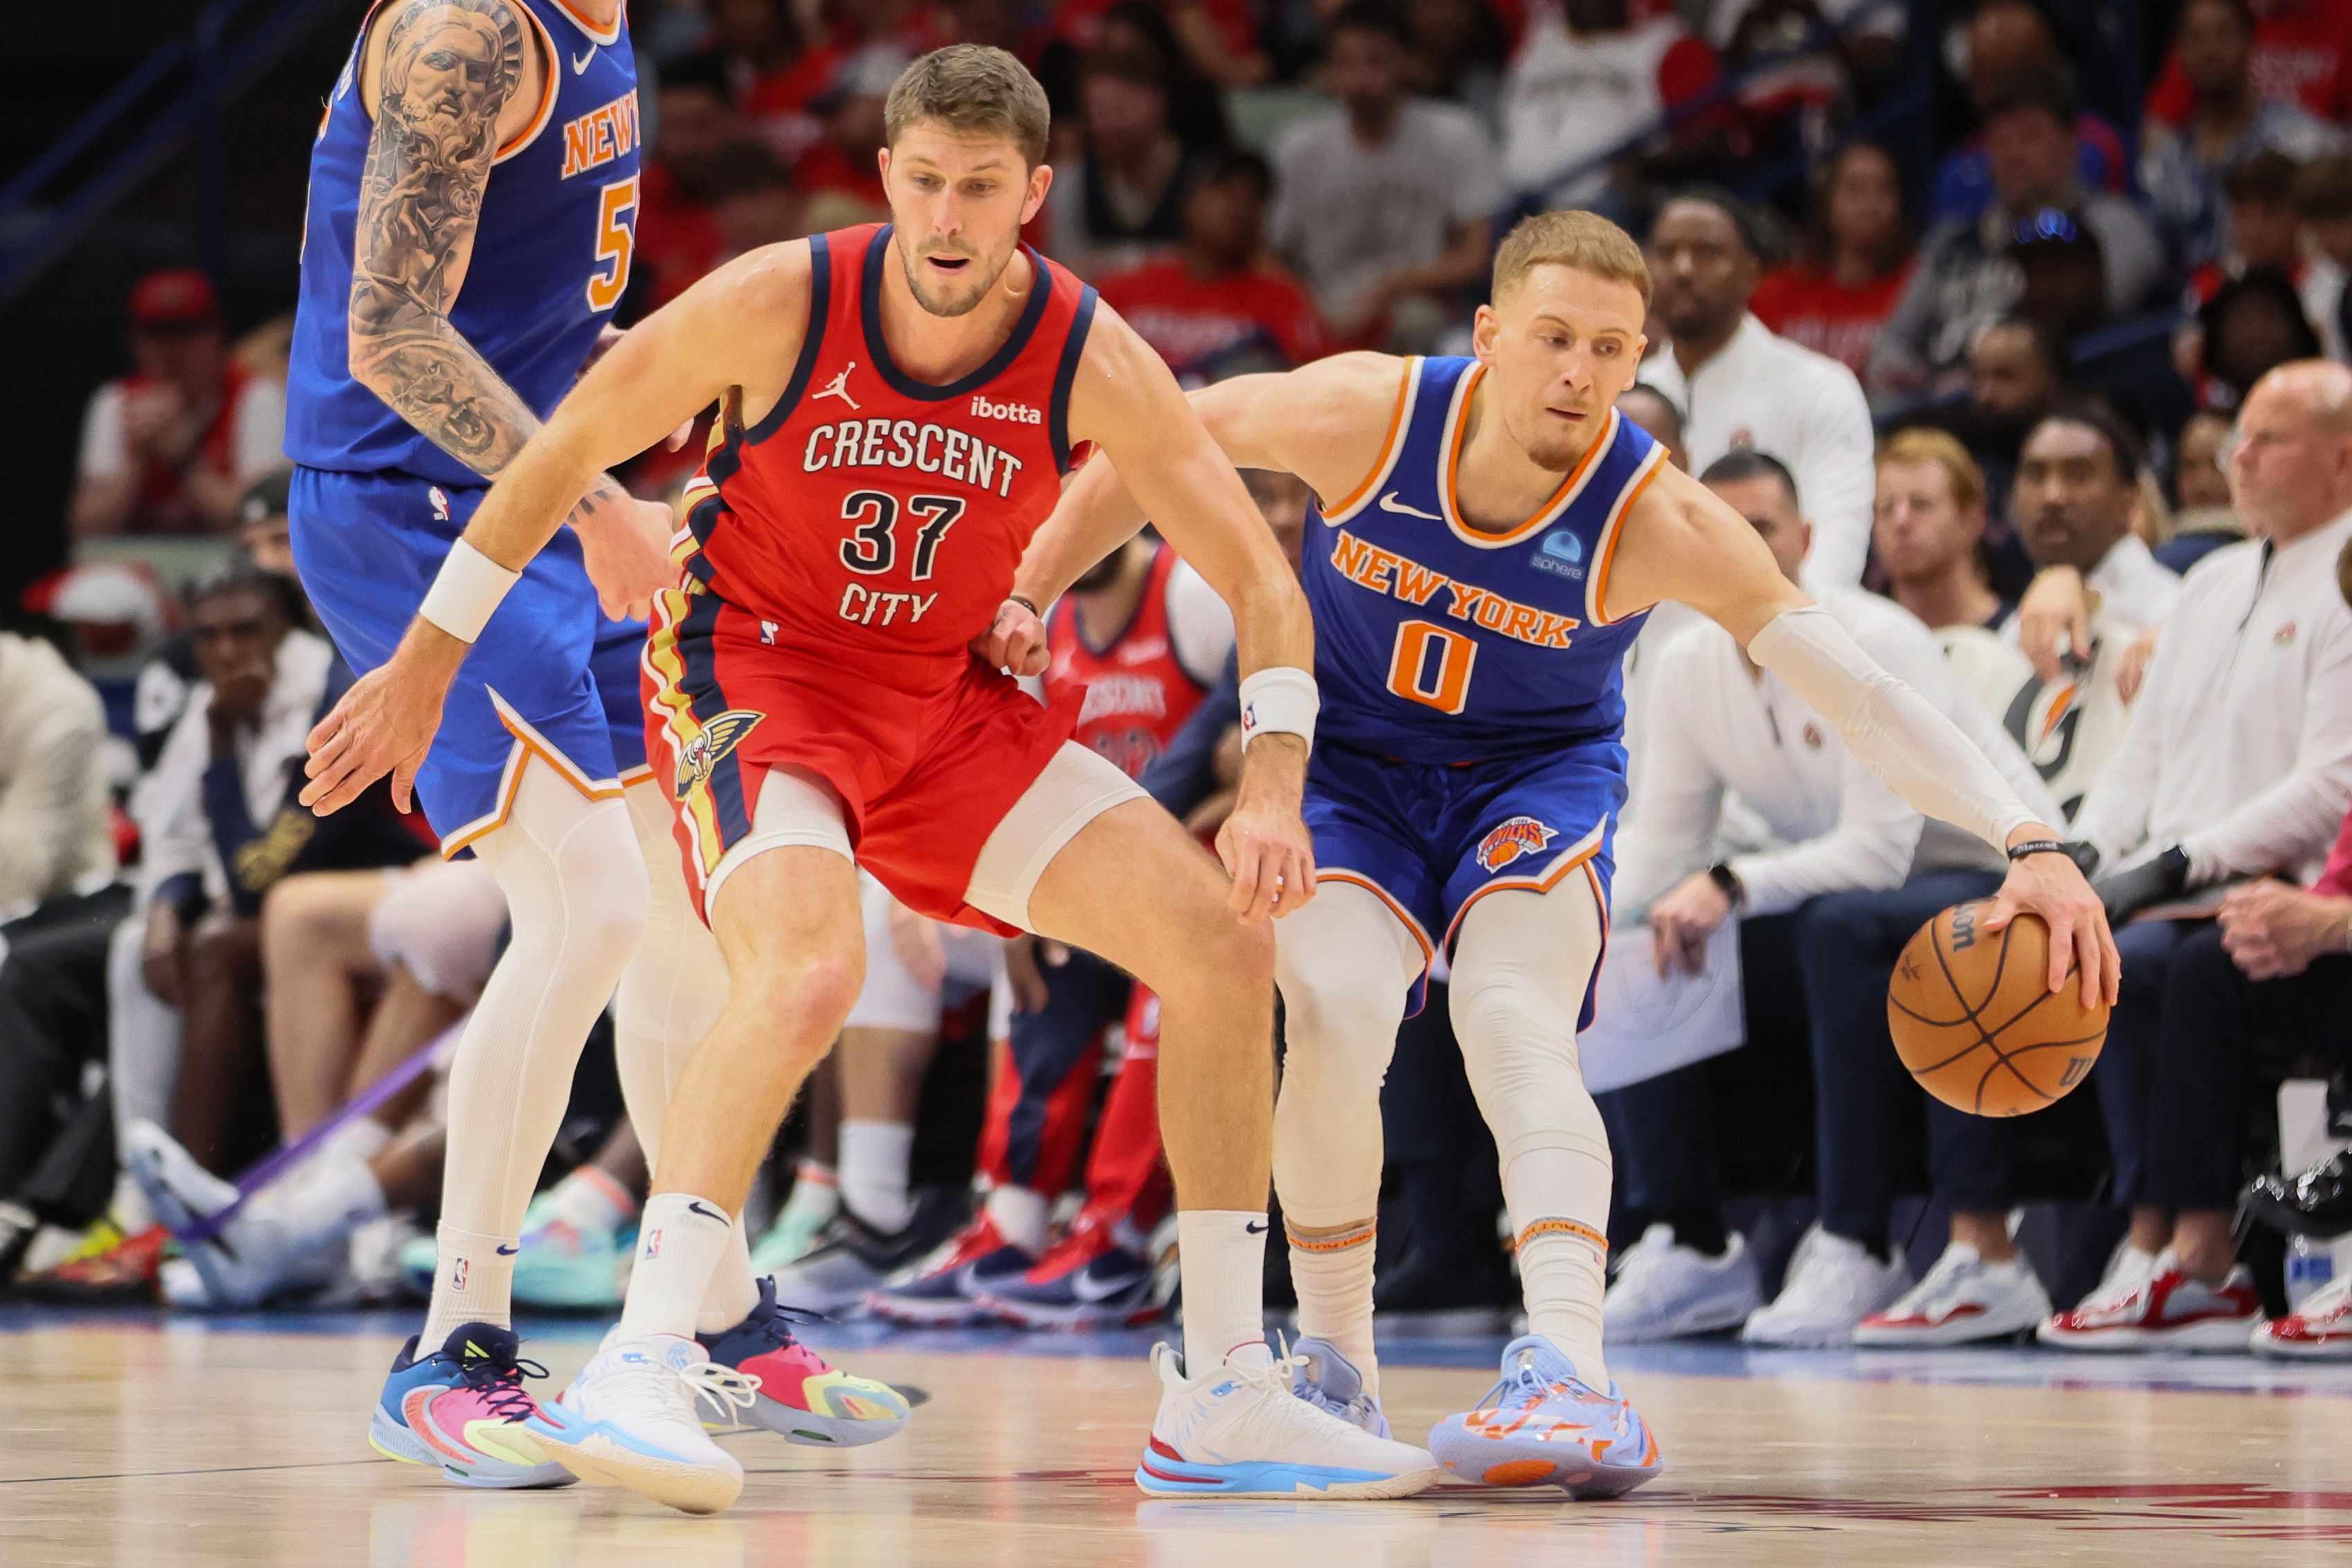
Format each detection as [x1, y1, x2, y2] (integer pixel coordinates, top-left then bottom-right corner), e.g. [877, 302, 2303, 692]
[1747, 605, 2043, 850]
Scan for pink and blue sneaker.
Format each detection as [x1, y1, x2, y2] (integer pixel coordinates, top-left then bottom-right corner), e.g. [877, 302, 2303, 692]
[370, 1322, 576, 1488]
[695, 1279, 911, 1446]
[1428, 1335, 1662, 1498]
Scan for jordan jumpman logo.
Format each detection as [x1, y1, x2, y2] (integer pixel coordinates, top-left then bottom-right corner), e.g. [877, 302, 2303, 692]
[814, 362, 861, 410]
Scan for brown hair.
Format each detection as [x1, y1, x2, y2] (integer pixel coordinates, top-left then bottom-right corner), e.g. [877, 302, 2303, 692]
[883, 45, 1051, 168]
[1877, 426, 1987, 513]
[1492, 210, 1652, 310]
[2295, 153, 2352, 219]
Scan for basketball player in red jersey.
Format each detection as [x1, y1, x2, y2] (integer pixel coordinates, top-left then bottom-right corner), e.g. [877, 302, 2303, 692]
[302, 46, 1440, 1513]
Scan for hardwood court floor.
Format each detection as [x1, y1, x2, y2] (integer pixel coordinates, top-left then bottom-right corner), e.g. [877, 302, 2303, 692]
[6, 1319, 2352, 1567]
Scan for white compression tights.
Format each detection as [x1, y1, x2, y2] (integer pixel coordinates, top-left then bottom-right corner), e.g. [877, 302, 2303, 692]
[1273, 876, 1613, 1389]
[616, 778, 760, 1332]
[424, 759, 647, 1344]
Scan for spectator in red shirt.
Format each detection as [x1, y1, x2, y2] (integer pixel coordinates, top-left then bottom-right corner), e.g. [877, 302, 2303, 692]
[71, 269, 285, 539]
[792, 46, 901, 212]
[1096, 149, 1329, 385]
[1052, 0, 1270, 88]
[713, 0, 839, 164]
[2147, 0, 2352, 127]
[1750, 142, 1917, 381]
[636, 54, 742, 309]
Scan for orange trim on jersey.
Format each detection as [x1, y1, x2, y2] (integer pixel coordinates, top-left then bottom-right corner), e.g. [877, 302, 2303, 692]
[439, 692, 626, 857]
[493, 2, 561, 165]
[1318, 361, 1416, 519]
[1441, 372, 1618, 547]
[1440, 820, 1607, 952]
[1315, 869, 1437, 971]
[1585, 446, 1662, 628]
[546, 0, 623, 45]
[641, 586, 730, 883]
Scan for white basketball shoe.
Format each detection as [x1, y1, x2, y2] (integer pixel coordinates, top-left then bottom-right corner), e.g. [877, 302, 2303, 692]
[1135, 1343, 1440, 1499]
[1601, 1223, 1762, 1342]
[1740, 1225, 1911, 1347]
[1852, 1242, 2052, 1346]
[524, 1331, 756, 1513]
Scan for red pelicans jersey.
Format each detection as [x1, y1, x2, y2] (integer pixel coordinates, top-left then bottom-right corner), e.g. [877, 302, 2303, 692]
[1045, 545, 1211, 778]
[675, 222, 1097, 686]
[646, 224, 1102, 931]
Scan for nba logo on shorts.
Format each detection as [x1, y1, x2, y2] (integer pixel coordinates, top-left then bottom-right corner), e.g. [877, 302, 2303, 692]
[1477, 815, 1558, 871]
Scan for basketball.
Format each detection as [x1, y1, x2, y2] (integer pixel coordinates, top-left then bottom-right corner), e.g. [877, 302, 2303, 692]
[1887, 903, 2110, 1118]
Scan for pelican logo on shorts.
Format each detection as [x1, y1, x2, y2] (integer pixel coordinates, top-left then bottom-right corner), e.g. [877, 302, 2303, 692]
[1531, 529, 1585, 580]
[673, 709, 765, 801]
[1476, 815, 1558, 872]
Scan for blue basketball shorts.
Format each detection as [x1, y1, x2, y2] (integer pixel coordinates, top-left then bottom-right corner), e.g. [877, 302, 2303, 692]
[1301, 737, 1628, 1025]
[289, 466, 650, 853]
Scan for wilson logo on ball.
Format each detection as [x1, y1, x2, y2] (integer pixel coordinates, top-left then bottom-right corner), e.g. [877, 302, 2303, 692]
[1476, 815, 1557, 871]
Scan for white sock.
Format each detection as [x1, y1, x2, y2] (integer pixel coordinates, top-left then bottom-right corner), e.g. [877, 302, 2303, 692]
[1507, 1149, 1612, 1387]
[422, 1223, 520, 1342]
[254, 1154, 386, 1252]
[547, 1164, 635, 1236]
[1178, 1210, 1271, 1373]
[619, 1192, 737, 1341]
[698, 1219, 760, 1335]
[775, 1159, 839, 1232]
[839, 1120, 915, 1232]
[985, 1183, 1049, 1255]
[318, 1115, 392, 1172]
[1286, 1218, 1378, 1398]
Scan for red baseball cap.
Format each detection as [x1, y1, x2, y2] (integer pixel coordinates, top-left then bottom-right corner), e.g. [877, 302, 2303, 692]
[128, 268, 221, 328]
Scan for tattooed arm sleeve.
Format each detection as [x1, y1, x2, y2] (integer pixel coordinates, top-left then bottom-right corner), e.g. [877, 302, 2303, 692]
[347, 0, 543, 478]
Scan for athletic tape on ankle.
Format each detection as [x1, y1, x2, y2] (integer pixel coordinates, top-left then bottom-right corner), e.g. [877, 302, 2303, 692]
[1517, 1216, 1608, 1256]
[1284, 1219, 1376, 1253]
[419, 539, 522, 644]
[1239, 666, 1318, 751]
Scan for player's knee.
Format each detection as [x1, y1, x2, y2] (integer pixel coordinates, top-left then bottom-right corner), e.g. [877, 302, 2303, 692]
[733, 943, 864, 1051]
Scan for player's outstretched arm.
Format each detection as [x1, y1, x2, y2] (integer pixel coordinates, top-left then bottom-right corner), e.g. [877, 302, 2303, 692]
[1609, 463, 2119, 1008]
[302, 244, 816, 817]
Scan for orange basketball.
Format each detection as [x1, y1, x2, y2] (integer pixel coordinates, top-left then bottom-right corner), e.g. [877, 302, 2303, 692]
[1886, 904, 2109, 1118]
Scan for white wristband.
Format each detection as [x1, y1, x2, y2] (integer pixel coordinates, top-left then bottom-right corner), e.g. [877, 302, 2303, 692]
[418, 539, 522, 644]
[1239, 666, 1318, 751]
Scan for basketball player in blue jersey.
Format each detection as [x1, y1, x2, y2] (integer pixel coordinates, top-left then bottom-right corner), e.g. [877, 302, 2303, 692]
[275, 0, 907, 1488]
[1008, 209, 2121, 1497]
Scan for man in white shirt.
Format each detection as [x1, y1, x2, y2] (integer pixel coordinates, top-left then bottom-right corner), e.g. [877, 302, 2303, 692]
[1598, 451, 2061, 1344]
[1637, 192, 1879, 591]
[2041, 360, 2352, 1349]
[1267, 3, 1504, 345]
[2009, 408, 2184, 677]
[0, 635, 116, 917]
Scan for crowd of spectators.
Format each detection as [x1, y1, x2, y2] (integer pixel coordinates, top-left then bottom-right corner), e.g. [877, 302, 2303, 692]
[15, 0, 2352, 1358]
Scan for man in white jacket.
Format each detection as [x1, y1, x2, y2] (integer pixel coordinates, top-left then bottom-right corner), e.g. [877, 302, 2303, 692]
[1598, 450, 2062, 1344]
[0, 632, 116, 916]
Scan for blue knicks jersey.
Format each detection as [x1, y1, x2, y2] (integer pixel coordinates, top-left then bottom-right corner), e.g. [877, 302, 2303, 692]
[284, 0, 640, 484]
[1303, 356, 1663, 763]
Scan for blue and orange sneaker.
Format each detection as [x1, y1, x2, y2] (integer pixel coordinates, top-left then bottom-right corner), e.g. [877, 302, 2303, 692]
[1427, 1335, 1662, 1498]
[369, 1322, 576, 1488]
[696, 1279, 911, 1446]
[865, 1214, 1034, 1327]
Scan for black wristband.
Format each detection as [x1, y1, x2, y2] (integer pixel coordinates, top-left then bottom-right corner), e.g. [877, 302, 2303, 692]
[1707, 862, 1744, 905]
[1006, 592, 1041, 618]
[2005, 839, 2069, 861]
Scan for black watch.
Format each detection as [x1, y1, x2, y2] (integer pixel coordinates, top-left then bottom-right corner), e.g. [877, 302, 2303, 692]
[2007, 839, 2099, 875]
[1707, 862, 1744, 906]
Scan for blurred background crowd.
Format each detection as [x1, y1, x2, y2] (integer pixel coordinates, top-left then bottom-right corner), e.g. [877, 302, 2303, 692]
[9, 0, 2352, 1361]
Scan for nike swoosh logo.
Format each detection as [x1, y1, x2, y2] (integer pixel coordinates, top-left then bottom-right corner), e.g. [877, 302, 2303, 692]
[687, 1200, 728, 1223]
[572, 47, 596, 74]
[1378, 492, 1442, 520]
[1071, 1266, 1140, 1302]
[1244, 1221, 1268, 1234]
[495, 1243, 519, 1255]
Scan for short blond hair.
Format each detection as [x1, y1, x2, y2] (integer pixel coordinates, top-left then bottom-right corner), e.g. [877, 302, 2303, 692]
[1493, 210, 1652, 311]
[884, 45, 1050, 167]
[1876, 426, 1987, 513]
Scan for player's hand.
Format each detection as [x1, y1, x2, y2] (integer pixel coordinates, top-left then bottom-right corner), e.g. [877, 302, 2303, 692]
[2219, 879, 2348, 981]
[973, 596, 1049, 675]
[887, 896, 949, 993]
[1003, 933, 1057, 1013]
[2017, 567, 2095, 686]
[300, 636, 457, 815]
[572, 478, 675, 621]
[1648, 871, 1731, 978]
[1216, 734, 1315, 924]
[1981, 838, 2119, 1010]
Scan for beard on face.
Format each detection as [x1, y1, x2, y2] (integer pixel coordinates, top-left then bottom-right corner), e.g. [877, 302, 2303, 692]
[898, 235, 1014, 319]
[1070, 551, 1127, 593]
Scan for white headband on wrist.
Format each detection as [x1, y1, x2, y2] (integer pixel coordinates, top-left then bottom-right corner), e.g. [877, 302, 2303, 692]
[1239, 666, 1318, 751]
[418, 539, 521, 644]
